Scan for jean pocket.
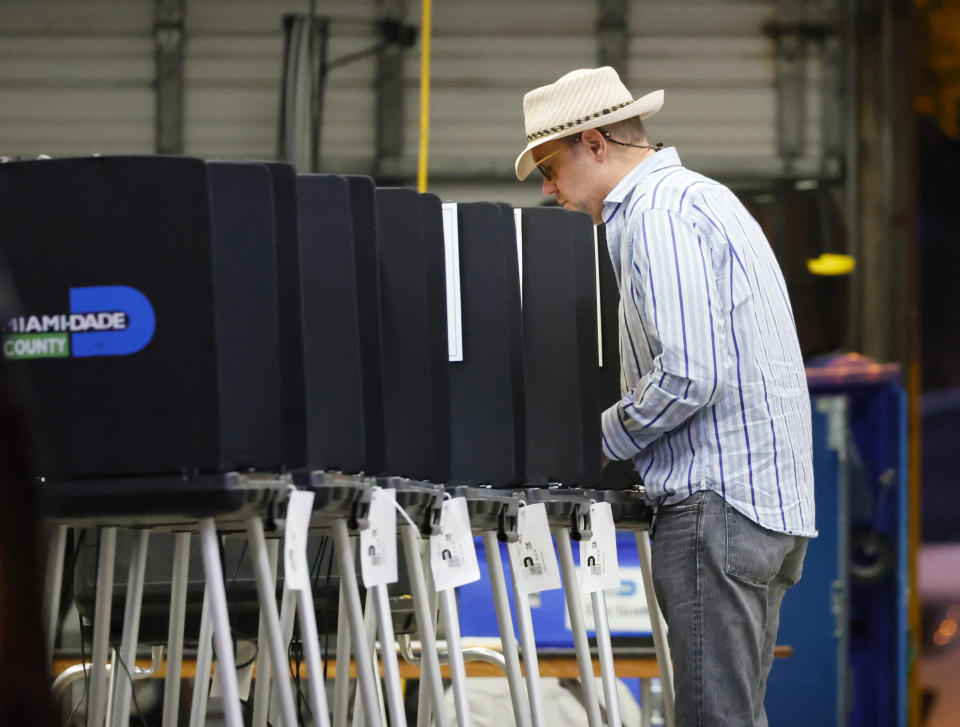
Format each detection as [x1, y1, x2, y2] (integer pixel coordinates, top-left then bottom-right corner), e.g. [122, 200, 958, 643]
[724, 504, 789, 586]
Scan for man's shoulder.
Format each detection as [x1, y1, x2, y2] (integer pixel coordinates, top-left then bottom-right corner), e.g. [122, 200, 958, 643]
[629, 164, 730, 220]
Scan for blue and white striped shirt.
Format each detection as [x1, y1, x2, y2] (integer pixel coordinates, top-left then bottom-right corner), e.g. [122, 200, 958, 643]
[600, 147, 816, 536]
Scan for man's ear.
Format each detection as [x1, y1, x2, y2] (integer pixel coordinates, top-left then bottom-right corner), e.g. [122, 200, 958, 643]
[582, 129, 606, 161]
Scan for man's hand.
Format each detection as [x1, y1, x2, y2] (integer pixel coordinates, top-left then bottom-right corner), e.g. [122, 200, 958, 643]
[602, 455, 610, 469]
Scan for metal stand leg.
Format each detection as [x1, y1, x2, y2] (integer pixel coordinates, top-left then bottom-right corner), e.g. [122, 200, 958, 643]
[640, 679, 652, 727]
[188, 587, 213, 727]
[43, 524, 69, 669]
[482, 532, 531, 727]
[333, 539, 355, 727]
[268, 583, 297, 727]
[163, 532, 191, 727]
[248, 517, 298, 727]
[333, 519, 382, 727]
[198, 518, 243, 727]
[354, 588, 387, 727]
[88, 526, 117, 727]
[634, 532, 674, 727]
[372, 584, 407, 727]
[401, 526, 446, 727]
[110, 529, 150, 727]
[439, 588, 470, 727]
[511, 586, 545, 727]
[591, 590, 622, 727]
[297, 581, 334, 727]
[253, 538, 280, 727]
[553, 527, 602, 727]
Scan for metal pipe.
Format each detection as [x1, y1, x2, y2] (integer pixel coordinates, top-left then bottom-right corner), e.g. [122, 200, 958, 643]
[199, 518, 244, 727]
[88, 526, 117, 727]
[553, 527, 602, 727]
[296, 583, 333, 727]
[188, 587, 213, 727]
[333, 518, 382, 727]
[401, 525, 447, 727]
[512, 587, 545, 727]
[591, 590, 622, 727]
[252, 538, 279, 727]
[482, 531, 531, 727]
[163, 532, 191, 727]
[372, 584, 407, 727]
[43, 524, 69, 669]
[634, 531, 674, 727]
[333, 538, 355, 727]
[110, 529, 150, 727]
[440, 588, 470, 727]
[248, 517, 298, 727]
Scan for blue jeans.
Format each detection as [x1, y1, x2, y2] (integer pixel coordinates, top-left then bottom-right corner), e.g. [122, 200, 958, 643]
[650, 490, 808, 727]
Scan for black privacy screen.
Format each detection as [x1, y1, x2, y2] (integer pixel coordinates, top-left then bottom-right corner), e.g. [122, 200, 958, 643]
[0, 156, 284, 479]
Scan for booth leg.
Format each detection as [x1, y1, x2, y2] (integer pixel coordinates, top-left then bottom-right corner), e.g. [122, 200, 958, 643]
[634, 531, 674, 727]
[372, 584, 407, 727]
[88, 526, 117, 727]
[440, 588, 471, 727]
[198, 518, 243, 727]
[333, 537, 355, 727]
[109, 529, 150, 727]
[591, 590, 622, 727]
[482, 531, 531, 727]
[401, 525, 447, 727]
[553, 527, 602, 727]
[43, 524, 69, 669]
[162, 532, 191, 727]
[248, 517, 298, 727]
[333, 519, 383, 727]
[512, 586, 545, 727]
[252, 537, 280, 727]
[188, 587, 213, 727]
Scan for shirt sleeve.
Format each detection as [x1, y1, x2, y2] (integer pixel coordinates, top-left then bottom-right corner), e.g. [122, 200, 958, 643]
[601, 207, 727, 461]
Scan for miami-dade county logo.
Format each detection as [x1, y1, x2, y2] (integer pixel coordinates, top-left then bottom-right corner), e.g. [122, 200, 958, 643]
[2, 286, 156, 360]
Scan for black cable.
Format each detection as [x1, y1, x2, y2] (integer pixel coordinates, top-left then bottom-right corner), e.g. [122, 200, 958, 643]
[113, 652, 150, 727]
[599, 129, 663, 152]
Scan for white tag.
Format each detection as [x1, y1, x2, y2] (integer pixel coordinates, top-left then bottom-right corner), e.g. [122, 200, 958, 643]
[514, 208, 523, 304]
[507, 503, 561, 594]
[430, 497, 481, 591]
[284, 490, 315, 592]
[360, 488, 398, 587]
[579, 502, 620, 594]
[442, 202, 464, 362]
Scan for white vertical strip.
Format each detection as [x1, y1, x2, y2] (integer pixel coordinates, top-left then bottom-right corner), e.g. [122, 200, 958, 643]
[594, 224, 603, 368]
[441, 202, 464, 362]
[514, 208, 523, 305]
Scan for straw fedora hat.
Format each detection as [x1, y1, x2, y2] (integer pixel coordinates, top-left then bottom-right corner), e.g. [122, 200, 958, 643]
[515, 67, 664, 181]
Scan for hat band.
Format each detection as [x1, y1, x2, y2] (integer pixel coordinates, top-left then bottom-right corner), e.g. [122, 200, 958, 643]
[525, 99, 634, 143]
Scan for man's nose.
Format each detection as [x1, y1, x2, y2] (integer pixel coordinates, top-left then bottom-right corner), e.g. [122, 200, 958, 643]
[541, 175, 556, 196]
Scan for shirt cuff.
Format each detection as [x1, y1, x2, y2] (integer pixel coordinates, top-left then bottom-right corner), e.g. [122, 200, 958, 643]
[601, 402, 644, 461]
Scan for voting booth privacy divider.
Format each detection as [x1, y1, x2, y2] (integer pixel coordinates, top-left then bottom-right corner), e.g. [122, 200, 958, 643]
[0, 155, 670, 727]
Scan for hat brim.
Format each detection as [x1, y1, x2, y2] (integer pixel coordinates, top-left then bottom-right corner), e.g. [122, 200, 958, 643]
[514, 89, 665, 181]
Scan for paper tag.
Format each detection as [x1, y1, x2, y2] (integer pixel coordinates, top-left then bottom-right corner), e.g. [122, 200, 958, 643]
[507, 503, 561, 594]
[579, 502, 620, 594]
[360, 488, 398, 587]
[284, 489, 315, 592]
[430, 497, 481, 591]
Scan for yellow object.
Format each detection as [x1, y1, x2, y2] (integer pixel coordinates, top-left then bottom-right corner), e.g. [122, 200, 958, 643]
[806, 253, 856, 276]
[417, 0, 432, 193]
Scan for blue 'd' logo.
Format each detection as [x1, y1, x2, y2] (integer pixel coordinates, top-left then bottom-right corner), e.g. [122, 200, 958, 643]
[70, 286, 156, 357]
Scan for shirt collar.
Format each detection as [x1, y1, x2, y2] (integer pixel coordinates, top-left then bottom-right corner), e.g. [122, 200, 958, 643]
[602, 146, 682, 223]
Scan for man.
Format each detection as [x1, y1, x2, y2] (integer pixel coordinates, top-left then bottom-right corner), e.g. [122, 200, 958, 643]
[516, 67, 816, 726]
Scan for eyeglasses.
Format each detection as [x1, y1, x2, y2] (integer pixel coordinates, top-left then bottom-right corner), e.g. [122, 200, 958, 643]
[534, 135, 581, 181]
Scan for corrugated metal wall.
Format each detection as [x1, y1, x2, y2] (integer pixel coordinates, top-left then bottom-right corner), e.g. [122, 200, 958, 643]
[0, 1, 154, 158]
[0, 0, 827, 207]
